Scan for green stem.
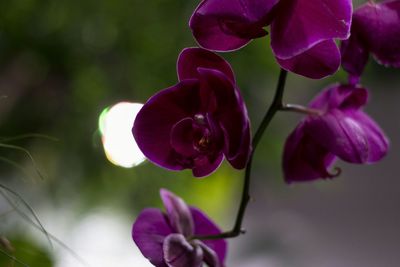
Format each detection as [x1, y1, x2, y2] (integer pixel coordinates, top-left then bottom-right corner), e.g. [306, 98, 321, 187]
[194, 69, 288, 240]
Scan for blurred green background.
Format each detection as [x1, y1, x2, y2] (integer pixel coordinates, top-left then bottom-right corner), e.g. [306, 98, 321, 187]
[0, 0, 399, 266]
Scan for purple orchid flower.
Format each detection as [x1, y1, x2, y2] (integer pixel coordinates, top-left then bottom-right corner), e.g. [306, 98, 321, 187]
[133, 47, 251, 177]
[341, 0, 400, 82]
[132, 189, 227, 267]
[283, 84, 389, 183]
[189, 0, 352, 79]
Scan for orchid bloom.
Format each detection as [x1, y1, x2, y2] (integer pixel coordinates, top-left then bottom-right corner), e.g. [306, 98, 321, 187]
[133, 47, 251, 177]
[341, 0, 400, 83]
[283, 84, 389, 183]
[132, 189, 227, 267]
[189, 0, 352, 79]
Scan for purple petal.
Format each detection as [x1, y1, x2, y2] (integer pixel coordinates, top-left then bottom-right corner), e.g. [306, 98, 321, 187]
[309, 84, 368, 111]
[353, 1, 400, 68]
[197, 68, 251, 168]
[170, 118, 198, 158]
[340, 28, 369, 79]
[283, 122, 338, 183]
[133, 80, 200, 171]
[308, 85, 335, 111]
[284, 83, 389, 183]
[192, 152, 224, 177]
[190, 207, 227, 264]
[177, 47, 235, 83]
[349, 112, 389, 163]
[163, 234, 203, 267]
[132, 208, 173, 267]
[306, 110, 371, 164]
[306, 109, 389, 164]
[223, 122, 252, 169]
[189, 0, 278, 51]
[197, 241, 221, 267]
[338, 87, 368, 110]
[276, 40, 341, 79]
[160, 189, 194, 237]
[271, 0, 352, 59]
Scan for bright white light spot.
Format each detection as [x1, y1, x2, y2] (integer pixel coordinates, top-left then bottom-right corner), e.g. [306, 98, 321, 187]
[99, 102, 146, 168]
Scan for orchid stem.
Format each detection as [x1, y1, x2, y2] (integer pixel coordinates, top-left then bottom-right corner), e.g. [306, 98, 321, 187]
[195, 69, 288, 240]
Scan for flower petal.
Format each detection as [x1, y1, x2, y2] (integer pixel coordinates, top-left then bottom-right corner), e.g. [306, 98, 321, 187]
[340, 28, 369, 80]
[223, 122, 252, 169]
[271, 0, 352, 59]
[197, 241, 221, 267]
[192, 152, 224, 177]
[190, 207, 227, 264]
[353, 1, 400, 68]
[163, 234, 203, 267]
[337, 87, 368, 110]
[350, 112, 389, 163]
[133, 80, 200, 171]
[283, 122, 337, 183]
[160, 189, 194, 237]
[276, 40, 341, 79]
[132, 208, 173, 267]
[309, 84, 368, 111]
[189, 0, 278, 51]
[306, 110, 371, 163]
[170, 118, 198, 158]
[177, 47, 235, 83]
[197, 68, 251, 168]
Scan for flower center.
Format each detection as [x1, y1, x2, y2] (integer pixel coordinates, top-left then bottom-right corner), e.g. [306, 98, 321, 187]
[170, 113, 224, 167]
[193, 115, 212, 152]
[195, 133, 211, 152]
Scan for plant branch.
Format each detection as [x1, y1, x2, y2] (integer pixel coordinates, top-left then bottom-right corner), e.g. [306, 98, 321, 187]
[194, 69, 288, 240]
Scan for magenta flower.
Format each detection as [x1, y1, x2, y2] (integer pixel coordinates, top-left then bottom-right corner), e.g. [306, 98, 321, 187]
[283, 84, 389, 183]
[341, 0, 400, 81]
[132, 189, 227, 267]
[133, 47, 251, 177]
[189, 0, 352, 79]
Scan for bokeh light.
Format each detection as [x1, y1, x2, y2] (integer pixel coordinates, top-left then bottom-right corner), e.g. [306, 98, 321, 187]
[54, 210, 153, 267]
[99, 102, 146, 168]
